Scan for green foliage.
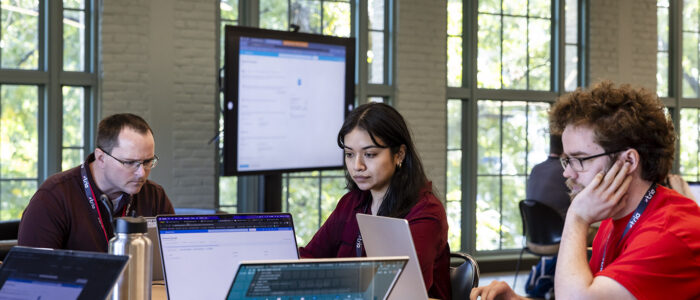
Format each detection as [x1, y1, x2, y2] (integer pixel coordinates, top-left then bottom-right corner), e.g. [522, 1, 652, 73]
[63, 9, 84, 71]
[220, 0, 238, 21]
[680, 108, 700, 181]
[1, 0, 40, 69]
[219, 176, 238, 207]
[1, 84, 39, 220]
[474, 100, 549, 251]
[323, 1, 350, 37]
[260, 0, 288, 30]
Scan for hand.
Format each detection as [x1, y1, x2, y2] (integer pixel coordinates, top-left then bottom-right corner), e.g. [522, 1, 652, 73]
[568, 160, 632, 225]
[470, 280, 525, 300]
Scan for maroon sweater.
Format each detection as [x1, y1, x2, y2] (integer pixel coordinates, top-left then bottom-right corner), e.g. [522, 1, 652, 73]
[299, 183, 452, 300]
[18, 153, 174, 252]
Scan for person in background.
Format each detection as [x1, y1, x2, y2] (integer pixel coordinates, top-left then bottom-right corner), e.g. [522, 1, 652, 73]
[19, 113, 174, 252]
[471, 81, 700, 299]
[299, 102, 451, 300]
[527, 134, 569, 217]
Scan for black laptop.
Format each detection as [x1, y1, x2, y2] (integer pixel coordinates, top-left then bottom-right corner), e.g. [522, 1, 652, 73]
[0, 246, 129, 300]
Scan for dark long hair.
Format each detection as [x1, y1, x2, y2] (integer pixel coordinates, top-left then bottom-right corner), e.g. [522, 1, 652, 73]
[337, 102, 430, 218]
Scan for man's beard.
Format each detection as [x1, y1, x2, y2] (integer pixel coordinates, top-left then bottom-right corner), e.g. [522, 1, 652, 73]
[566, 178, 582, 199]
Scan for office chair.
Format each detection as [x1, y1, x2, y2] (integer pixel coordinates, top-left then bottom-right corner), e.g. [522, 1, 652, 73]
[514, 199, 565, 290]
[450, 252, 480, 300]
[0, 220, 20, 261]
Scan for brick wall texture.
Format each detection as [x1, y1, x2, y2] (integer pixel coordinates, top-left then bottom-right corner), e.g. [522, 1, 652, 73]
[100, 0, 217, 208]
[589, 0, 657, 90]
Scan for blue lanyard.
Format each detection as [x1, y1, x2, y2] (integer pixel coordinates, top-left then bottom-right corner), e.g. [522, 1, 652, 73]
[599, 183, 657, 271]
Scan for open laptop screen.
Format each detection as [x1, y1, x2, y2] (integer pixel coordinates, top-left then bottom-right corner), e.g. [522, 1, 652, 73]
[226, 257, 407, 300]
[157, 213, 299, 300]
[0, 246, 128, 300]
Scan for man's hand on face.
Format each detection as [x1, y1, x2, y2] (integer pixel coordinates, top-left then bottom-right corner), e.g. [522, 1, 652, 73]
[470, 280, 525, 300]
[568, 160, 633, 225]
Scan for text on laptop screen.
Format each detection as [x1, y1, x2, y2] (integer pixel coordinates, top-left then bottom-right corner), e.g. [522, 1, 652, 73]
[227, 259, 406, 300]
[157, 214, 299, 300]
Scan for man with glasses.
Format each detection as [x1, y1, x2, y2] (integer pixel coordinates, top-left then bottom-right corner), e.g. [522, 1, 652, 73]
[472, 81, 700, 299]
[18, 113, 174, 252]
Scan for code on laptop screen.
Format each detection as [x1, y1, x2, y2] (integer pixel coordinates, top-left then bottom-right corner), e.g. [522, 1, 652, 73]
[227, 260, 405, 300]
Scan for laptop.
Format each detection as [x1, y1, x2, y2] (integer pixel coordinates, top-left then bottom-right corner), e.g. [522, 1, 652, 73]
[226, 256, 409, 300]
[0, 246, 129, 300]
[157, 213, 300, 300]
[144, 217, 164, 282]
[356, 214, 429, 300]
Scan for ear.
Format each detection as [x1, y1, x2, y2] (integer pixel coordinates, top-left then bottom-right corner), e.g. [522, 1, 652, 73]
[94, 148, 106, 166]
[618, 148, 640, 175]
[394, 145, 407, 166]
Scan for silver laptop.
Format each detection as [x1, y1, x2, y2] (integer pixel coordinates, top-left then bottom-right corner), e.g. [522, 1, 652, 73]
[157, 213, 300, 300]
[226, 257, 409, 300]
[357, 214, 429, 300]
[144, 217, 164, 282]
[0, 246, 129, 300]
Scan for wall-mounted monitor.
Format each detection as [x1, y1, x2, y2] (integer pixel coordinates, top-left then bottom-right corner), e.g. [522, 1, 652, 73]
[223, 26, 355, 176]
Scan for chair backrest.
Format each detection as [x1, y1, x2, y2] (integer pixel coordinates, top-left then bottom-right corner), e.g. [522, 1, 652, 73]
[0, 220, 19, 241]
[450, 252, 479, 300]
[519, 199, 565, 255]
[0, 220, 20, 261]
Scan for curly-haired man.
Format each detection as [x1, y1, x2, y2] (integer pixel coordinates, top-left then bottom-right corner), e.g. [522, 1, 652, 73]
[471, 81, 700, 300]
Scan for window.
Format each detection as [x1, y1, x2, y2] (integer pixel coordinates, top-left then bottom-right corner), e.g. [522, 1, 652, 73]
[218, 0, 239, 213]
[658, 0, 670, 97]
[446, 0, 584, 253]
[665, 0, 700, 183]
[680, 108, 699, 181]
[0, 0, 97, 220]
[216, 0, 393, 245]
[477, 0, 551, 90]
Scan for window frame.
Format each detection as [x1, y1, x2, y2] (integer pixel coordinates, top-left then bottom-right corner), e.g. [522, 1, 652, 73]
[447, 0, 587, 256]
[0, 0, 98, 220]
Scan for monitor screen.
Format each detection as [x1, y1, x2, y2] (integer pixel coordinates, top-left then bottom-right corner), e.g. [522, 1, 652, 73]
[157, 214, 300, 300]
[223, 26, 355, 175]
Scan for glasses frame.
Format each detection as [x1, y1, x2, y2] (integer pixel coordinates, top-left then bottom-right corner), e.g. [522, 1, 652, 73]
[560, 150, 622, 172]
[97, 147, 159, 170]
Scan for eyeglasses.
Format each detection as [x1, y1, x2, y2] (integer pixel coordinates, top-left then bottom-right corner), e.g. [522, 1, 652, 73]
[98, 147, 158, 170]
[560, 150, 621, 172]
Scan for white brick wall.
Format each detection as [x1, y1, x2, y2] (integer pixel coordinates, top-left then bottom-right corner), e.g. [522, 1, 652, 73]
[589, 0, 657, 90]
[395, 0, 448, 198]
[100, 0, 217, 208]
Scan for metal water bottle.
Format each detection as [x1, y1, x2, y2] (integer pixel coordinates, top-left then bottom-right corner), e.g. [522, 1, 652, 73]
[109, 217, 152, 300]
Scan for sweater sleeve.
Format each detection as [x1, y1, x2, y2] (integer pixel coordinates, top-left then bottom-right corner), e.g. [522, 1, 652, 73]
[409, 209, 445, 288]
[18, 190, 69, 249]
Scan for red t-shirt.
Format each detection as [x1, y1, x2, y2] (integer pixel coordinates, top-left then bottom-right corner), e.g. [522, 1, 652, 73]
[589, 185, 700, 299]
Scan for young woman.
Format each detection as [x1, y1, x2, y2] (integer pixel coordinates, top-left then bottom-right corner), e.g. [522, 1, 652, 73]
[299, 102, 451, 300]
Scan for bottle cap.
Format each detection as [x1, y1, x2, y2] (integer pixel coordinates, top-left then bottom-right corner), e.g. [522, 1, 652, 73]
[115, 217, 147, 234]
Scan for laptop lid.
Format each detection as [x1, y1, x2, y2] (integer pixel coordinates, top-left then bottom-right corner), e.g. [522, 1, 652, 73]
[356, 214, 429, 300]
[226, 256, 409, 300]
[157, 213, 300, 300]
[144, 217, 164, 282]
[0, 246, 129, 300]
